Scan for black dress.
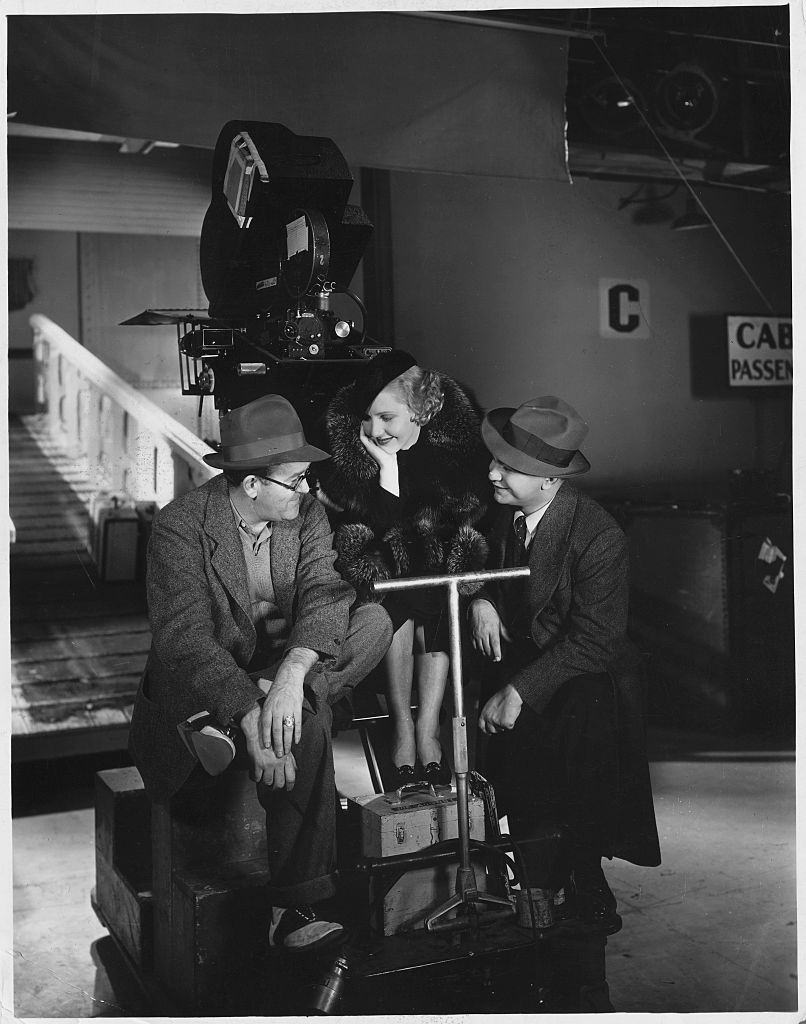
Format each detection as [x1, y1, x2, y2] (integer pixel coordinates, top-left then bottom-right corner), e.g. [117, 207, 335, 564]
[368, 443, 452, 645]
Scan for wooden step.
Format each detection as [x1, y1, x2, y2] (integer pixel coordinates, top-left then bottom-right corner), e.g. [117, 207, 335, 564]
[10, 415, 151, 760]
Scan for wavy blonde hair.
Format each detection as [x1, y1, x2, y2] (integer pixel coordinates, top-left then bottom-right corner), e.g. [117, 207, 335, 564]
[388, 366, 445, 426]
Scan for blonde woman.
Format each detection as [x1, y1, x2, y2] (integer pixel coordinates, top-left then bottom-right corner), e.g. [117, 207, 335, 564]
[322, 350, 491, 789]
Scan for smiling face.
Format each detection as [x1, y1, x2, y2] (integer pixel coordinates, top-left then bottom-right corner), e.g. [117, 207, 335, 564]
[241, 461, 311, 523]
[362, 386, 421, 454]
[488, 457, 560, 514]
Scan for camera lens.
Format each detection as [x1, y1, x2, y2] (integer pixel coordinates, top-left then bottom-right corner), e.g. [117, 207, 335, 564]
[334, 320, 351, 339]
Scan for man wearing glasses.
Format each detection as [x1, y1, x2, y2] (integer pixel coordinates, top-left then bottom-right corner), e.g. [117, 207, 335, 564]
[129, 393, 392, 954]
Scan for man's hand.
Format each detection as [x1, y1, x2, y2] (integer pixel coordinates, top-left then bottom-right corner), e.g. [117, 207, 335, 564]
[260, 648, 318, 757]
[240, 705, 298, 789]
[469, 599, 512, 662]
[479, 684, 524, 735]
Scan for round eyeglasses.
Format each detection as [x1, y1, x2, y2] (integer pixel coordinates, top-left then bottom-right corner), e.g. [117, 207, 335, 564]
[257, 468, 317, 492]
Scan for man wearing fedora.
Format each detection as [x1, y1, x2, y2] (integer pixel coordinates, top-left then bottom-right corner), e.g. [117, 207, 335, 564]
[129, 394, 392, 954]
[469, 396, 660, 1011]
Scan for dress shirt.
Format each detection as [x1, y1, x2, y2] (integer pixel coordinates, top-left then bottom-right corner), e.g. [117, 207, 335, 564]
[514, 490, 558, 550]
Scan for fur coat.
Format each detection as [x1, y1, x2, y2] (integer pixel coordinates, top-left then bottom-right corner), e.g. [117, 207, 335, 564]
[321, 376, 492, 596]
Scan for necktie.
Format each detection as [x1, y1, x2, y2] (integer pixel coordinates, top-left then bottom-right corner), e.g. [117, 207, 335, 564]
[513, 514, 528, 560]
[502, 514, 529, 636]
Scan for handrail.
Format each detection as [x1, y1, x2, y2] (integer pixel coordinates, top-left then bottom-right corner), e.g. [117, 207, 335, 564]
[30, 314, 215, 472]
[30, 313, 217, 507]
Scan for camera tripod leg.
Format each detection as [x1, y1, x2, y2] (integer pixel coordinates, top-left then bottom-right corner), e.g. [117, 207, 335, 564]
[425, 887, 516, 933]
[474, 890, 516, 910]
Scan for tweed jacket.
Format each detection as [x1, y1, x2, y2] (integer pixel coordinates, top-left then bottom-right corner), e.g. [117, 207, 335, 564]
[480, 482, 661, 866]
[321, 375, 491, 594]
[480, 482, 641, 713]
[128, 474, 355, 802]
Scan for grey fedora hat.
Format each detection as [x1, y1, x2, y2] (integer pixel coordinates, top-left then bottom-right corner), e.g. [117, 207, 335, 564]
[481, 396, 590, 476]
[203, 394, 330, 470]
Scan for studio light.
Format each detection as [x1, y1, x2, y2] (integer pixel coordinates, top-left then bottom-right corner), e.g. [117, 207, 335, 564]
[578, 76, 646, 137]
[654, 64, 720, 138]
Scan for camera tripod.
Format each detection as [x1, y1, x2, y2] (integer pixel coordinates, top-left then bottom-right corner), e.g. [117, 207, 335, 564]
[373, 565, 530, 932]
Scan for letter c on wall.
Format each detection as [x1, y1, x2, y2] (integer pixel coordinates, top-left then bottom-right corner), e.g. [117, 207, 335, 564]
[609, 284, 640, 332]
[599, 278, 650, 339]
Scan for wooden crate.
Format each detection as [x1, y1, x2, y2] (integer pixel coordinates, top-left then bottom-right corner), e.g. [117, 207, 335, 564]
[93, 767, 153, 971]
[150, 768, 268, 1004]
[170, 858, 274, 1013]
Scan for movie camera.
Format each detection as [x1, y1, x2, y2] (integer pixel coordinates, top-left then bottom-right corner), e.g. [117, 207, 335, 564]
[122, 121, 389, 418]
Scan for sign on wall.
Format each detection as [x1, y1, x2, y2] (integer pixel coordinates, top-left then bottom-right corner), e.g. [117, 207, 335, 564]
[727, 315, 792, 387]
[599, 279, 650, 339]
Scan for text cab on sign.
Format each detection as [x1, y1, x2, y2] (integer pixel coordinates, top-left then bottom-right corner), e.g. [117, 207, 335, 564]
[727, 316, 792, 387]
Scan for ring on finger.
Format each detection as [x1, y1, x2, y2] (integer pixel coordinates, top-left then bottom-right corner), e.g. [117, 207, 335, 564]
[282, 715, 295, 728]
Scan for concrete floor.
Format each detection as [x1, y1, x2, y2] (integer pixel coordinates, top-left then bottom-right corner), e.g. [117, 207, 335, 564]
[10, 728, 799, 1017]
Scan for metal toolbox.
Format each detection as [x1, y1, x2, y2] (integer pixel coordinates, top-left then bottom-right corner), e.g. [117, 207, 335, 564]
[349, 788, 486, 859]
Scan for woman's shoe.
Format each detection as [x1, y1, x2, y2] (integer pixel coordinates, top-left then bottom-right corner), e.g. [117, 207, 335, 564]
[421, 760, 452, 787]
[389, 764, 417, 791]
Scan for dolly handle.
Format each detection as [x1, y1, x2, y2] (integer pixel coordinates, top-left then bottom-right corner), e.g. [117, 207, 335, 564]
[372, 566, 529, 593]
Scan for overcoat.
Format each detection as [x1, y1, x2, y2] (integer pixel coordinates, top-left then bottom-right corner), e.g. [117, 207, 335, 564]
[322, 376, 491, 593]
[480, 482, 661, 867]
[128, 474, 356, 803]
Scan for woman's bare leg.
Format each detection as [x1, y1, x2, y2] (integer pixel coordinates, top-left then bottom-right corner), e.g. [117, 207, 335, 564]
[384, 618, 416, 767]
[413, 624, 450, 766]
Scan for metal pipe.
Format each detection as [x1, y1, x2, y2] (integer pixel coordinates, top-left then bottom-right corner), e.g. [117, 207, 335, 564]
[447, 580, 472, 879]
[372, 566, 529, 593]
[355, 836, 516, 875]
[448, 580, 464, 721]
[395, 10, 604, 42]
[426, 906, 516, 935]
[397, 10, 789, 51]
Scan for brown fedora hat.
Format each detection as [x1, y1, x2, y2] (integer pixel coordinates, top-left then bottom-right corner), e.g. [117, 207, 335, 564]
[203, 394, 330, 471]
[481, 396, 590, 477]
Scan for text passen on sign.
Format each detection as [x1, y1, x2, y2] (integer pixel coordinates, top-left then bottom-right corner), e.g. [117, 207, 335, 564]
[727, 316, 792, 387]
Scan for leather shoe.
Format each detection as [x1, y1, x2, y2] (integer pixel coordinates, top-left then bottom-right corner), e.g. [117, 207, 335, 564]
[420, 760, 452, 787]
[570, 875, 622, 936]
[268, 906, 345, 953]
[389, 764, 417, 791]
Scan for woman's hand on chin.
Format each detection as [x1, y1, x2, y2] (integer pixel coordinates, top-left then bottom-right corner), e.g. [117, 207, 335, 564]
[360, 429, 397, 468]
[360, 431, 400, 495]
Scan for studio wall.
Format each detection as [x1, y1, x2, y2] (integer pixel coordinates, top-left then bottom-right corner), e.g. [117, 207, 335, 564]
[388, 171, 791, 492]
[78, 232, 206, 381]
[8, 137, 210, 237]
[8, 229, 80, 413]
